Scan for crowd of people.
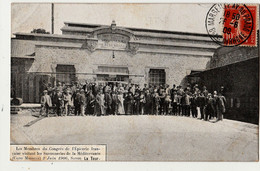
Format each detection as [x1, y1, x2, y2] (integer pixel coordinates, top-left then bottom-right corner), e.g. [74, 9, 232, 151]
[40, 81, 226, 122]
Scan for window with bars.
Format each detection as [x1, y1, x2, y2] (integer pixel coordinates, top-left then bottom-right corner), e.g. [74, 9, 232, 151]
[149, 69, 166, 86]
[56, 65, 76, 84]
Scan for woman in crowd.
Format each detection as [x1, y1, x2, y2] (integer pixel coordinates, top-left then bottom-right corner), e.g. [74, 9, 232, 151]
[99, 90, 106, 115]
[117, 88, 125, 115]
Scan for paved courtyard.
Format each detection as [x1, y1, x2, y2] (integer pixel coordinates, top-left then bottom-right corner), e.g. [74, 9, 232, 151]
[11, 110, 258, 161]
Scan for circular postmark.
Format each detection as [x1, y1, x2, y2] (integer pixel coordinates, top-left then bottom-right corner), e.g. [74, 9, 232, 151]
[206, 4, 254, 46]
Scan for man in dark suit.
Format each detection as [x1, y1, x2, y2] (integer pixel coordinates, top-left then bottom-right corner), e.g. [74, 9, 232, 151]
[159, 89, 166, 115]
[205, 93, 215, 121]
[111, 91, 119, 115]
[55, 81, 63, 93]
[86, 90, 95, 115]
[53, 89, 63, 116]
[72, 89, 81, 116]
[79, 89, 86, 116]
[216, 93, 226, 121]
[181, 89, 191, 117]
[190, 93, 198, 118]
[177, 86, 184, 116]
[145, 90, 153, 114]
[202, 86, 209, 97]
[104, 90, 112, 115]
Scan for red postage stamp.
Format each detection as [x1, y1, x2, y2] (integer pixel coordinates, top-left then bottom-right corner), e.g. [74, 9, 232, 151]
[206, 4, 258, 47]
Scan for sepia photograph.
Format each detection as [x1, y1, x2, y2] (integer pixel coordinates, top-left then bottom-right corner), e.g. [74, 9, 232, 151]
[9, 3, 259, 161]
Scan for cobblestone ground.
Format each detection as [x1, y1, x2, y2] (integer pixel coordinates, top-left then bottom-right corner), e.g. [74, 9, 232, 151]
[11, 110, 258, 161]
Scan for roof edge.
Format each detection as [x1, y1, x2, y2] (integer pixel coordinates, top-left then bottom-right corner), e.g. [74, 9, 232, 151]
[63, 21, 219, 38]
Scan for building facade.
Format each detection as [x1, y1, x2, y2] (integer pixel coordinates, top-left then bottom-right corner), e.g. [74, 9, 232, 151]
[11, 21, 219, 103]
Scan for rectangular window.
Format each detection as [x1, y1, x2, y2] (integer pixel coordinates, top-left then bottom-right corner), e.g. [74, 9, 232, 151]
[149, 69, 166, 86]
[56, 65, 76, 84]
[97, 66, 129, 83]
[98, 66, 129, 74]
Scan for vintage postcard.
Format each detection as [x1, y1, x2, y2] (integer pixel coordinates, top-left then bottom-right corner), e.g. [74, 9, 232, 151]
[9, 3, 259, 162]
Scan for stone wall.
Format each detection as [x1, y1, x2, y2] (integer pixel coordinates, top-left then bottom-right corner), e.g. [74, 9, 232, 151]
[34, 46, 210, 86]
[210, 46, 258, 68]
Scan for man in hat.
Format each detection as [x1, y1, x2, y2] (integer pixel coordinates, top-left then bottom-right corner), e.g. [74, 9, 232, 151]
[202, 86, 209, 97]
[181, 89, 191, 117]
[47, 82, 53, 96]
[176, 86, 184, 116]
[65, 83, 72, 94]
[171, 90, 178, 115]
[216, 91, 226, 121]
[125, 91, 134, 115]
[79, 89, 86, 116]
[219, 86, 225, 96]
[70, 81, 77, 94]
[75, 81, 80, 89]
[86, 89, 95, 115]
[111, 91, 119, 115]
[205, 93, 214, 121]
[159, 89, 166, 115]
[104, 89, 112, 115]
[135, 84, 141, 94]
[145, 89, 153, 114]
[82, 80, 91, 95]
[64, 89, 72, 116]
[55, 81, 63, 93]
[193, 84, 200, 94]
[143, 84, 148, 92]
[170, 84, 177, 96]
[185, 84, 191, 95]
[54, 89, 63, 116]
[190, 92, 198, 118]
[40, 90, 52, 117]
[72, 89, 81, 116]
[212, 91, 218, 120]
[103, 82, 110, 94]
[133, 91, 141, 115]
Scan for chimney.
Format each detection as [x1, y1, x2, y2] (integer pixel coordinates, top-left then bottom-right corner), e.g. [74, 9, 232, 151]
[51, 3, 54, 34]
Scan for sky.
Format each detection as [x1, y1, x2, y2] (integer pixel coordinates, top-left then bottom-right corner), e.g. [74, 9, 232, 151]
[11, 3, 213, 35]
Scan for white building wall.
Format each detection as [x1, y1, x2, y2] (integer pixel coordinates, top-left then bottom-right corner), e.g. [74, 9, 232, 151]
[34, 46, 210, 86]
